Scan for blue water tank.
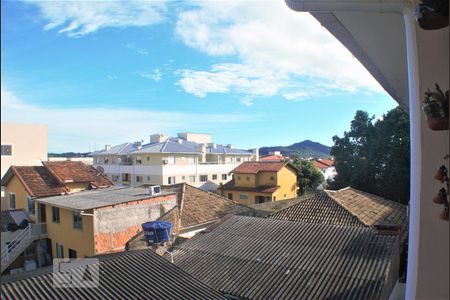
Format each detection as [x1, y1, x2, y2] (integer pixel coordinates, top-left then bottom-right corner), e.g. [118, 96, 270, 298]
[141, 221, 172, 244]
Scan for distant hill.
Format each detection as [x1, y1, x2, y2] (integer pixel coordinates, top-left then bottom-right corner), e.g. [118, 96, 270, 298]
[48, 152, 91, 158]
[258, 140, 331, 158]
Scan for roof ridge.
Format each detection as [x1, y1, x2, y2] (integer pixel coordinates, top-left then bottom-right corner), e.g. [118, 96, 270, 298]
[160, 140, 169, 153]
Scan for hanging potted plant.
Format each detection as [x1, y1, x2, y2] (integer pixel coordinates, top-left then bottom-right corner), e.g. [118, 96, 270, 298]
[422, 84, 449, 130]
[415, 0, 449, 30]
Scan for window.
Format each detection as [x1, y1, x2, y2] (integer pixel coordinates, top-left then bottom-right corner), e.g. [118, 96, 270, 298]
[236, 157, 241, 162]
[122, 173, 130, 182]
[189, 175, 196, 182]
[237, 176, 241, 180]
[147, 156, 150, 161]
[230, 157, 235, 163]
[212, 174, 218, 180]
[136, 156, 142, 165]
[228, 193, 233, 200]
[187, 157, 195, 164]
[182, 176, 186, 180]
[168, 156, 176, 164]
[200, 175, 208, 182]
[27, 196, 35, 215]
[136, 175, 142, 183]
[222, 174, 227, 180]
[69, 248, 77, 259]
[56, 243, 64, 258]
[112, 175, 119, 182]
[168, 176, 176, 185]
[147, 176, 151, 182]
[52, 207, 60, 223]
[104, 158, 109, 164]
[73, 212, 83, 230]
[8, 193, 15, 209]
[1, 144, 12, 156]
[270, 176, 275, 181]
[239, 194, 249, 200]
[246, 176, 250, 181]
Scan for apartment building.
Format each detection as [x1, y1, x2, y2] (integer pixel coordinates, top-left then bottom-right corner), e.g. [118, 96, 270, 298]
[92, 133, 257, 191]
[1, 123, 48, 178]
[221, 162, 299, 205]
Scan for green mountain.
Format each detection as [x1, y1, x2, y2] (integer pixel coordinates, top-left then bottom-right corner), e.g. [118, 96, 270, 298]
[258, 140, 331, 158]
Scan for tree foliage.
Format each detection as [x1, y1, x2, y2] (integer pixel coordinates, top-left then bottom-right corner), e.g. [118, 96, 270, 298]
[330, 107, 410, 204]
[291, 158, 324, 194]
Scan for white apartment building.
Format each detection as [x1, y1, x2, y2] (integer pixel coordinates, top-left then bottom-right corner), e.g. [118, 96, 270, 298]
[92, 133, 257, 191]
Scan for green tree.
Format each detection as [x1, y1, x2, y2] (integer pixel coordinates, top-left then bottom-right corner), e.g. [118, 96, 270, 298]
[291, 158, 324, 194]
[330, 107, 410, 204]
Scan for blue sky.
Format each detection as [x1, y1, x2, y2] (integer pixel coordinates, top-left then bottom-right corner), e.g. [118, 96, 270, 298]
[1, 0, 398, 152]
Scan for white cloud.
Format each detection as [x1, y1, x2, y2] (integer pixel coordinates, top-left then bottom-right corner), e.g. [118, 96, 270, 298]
[176, 63, 285, 98]
[107, 75, 118, 80]
[1, 87, 258, 152]
[25, 0, 167, 37]
[141, 68, 162, 82]
[175, 1, 383, 100]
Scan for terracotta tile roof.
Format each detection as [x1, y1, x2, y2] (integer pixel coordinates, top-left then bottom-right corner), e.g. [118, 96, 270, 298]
[325, 187, 407, 227]
[221, 181, 280, 194]
[162, 184, 253, 230]
[231, 162, 296, 174]
[269, 192, 364, 226]
[6, 166, 69, 197]
[43, 161, 112, 187]
[170, 215, 399, 300]
[1, 162, 112, 198]
[1, 249, 226, 300]
[313, 159, 335, 169]
[259, 155, 287, 162]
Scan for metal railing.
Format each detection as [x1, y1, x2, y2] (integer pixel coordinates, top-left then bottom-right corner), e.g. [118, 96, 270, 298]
[1, 223, 47, 273]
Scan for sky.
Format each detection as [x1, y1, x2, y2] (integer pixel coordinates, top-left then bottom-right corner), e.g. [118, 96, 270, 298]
[1, 0, 398, 153]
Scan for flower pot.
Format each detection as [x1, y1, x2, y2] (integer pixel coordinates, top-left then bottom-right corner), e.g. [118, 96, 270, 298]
[427, 117, 449, 130]
[434, 165, 448, 182]
[439, 207, 449, 221]
[432, 189, 446, 204]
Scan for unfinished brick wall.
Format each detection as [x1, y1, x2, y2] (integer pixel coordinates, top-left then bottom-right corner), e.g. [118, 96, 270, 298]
[94, 194, 177, 254]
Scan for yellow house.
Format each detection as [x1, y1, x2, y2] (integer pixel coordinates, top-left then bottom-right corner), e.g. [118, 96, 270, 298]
[221, 162, 299, 205]
[36, 187, 177, 259]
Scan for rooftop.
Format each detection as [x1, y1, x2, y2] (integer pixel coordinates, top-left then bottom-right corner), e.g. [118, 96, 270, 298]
[1, 162, 112, 197]
[1, 249, 226, 300]
[269, 188, 407, 229]
[162, 183, 253, 230]
[231, 161, 298, 174]
[35, 186, 175, 211]
[170, 215, 399, 300]
[131, 140, 201, 155]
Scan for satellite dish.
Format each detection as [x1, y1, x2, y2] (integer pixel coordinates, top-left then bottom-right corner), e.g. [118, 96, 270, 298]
[96, 166, 105, 175]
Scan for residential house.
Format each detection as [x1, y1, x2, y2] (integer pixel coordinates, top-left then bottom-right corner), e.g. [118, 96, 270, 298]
[1, 123, 48, 207]
[0, 161, 112, 274]
[312, 158, 337, 182]
[1, 161, 112, 216]
[92, 132, 256, 191]
[169, 215, 401, 300]
[34, 186, 177, 260]
[220, 161, 299, 204]
[1, 249, 226, 300]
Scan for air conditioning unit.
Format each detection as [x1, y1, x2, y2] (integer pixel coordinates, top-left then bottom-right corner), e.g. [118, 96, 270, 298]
[149, 185, 162, 196]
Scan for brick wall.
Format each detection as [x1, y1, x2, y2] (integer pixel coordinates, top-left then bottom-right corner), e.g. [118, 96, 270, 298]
[94, 194, 177, 254]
